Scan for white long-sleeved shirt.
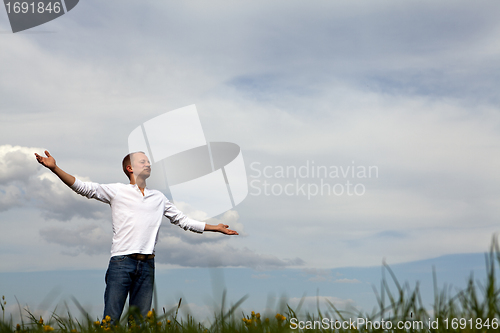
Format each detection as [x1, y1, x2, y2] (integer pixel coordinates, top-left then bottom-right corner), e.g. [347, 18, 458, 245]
[71, 178, 205, 257]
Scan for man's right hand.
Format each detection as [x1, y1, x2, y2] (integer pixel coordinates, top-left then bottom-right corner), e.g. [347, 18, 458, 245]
[35, 150, 56, 170]
[34, 150, 76, 187]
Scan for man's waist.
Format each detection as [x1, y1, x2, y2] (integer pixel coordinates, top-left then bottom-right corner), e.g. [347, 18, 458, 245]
[126, 253, 155, 261]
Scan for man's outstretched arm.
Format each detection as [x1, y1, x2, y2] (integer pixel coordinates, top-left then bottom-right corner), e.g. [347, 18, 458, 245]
[34, 150, 75, 187]
[165, 202, 239, 235]
[204, 223, 239, 235]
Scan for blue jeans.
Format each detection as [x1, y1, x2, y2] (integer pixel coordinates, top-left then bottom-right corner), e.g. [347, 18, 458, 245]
[103, 255, 155, 324]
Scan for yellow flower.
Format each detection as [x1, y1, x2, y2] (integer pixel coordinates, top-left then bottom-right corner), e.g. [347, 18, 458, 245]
[39, 316, 44, 325]
[265, 318, 270, 324]
[94, 320, 101, 326]
[70, 329, 78, 333]
[275, 313, 286, 322]
[256, 313, 261, 319]
[147, 310, 153, 318]
[251, 311, 255, 318]
[105, 315, 111, 323]
[157, 321, 162, 327]
[43, 325, 54, 332]
[167, 320, 171, 325]
[16, 324, 21, 331]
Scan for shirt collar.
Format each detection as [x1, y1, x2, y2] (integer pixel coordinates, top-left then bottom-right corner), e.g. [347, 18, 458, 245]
[131, 183, 148, 194]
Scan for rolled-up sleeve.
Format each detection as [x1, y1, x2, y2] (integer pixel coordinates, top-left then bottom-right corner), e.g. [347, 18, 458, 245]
[164, 200, 205, 233]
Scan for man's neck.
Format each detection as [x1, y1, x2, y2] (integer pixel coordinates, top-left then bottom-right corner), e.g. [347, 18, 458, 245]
[130, 177, 147, 195]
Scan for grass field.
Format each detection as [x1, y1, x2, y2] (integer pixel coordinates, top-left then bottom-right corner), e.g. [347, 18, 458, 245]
[2, 240, 500, 333]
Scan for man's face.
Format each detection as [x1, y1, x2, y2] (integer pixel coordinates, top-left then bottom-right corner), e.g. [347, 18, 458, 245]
[130, 152, 151, 179]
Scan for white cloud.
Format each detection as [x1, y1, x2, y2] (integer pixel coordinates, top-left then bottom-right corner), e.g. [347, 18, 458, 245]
[0, 145, 40, 184]
[301, 269, 361, 284]
[301, 268, 333, 282]
[333, 278, 361, 284]
[288, 296, 356, 313]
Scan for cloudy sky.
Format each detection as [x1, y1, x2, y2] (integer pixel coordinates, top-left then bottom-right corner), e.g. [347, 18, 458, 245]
[1, 0, 500, 320]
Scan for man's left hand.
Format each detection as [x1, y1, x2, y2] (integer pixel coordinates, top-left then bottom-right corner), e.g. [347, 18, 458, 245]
[217, 223, 239, 235]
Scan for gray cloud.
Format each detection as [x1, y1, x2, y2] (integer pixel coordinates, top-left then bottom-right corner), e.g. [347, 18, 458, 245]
[39, 223, 112, 256]
[0, 145, 108, 220]
[162, 209, 247, 245]
[29, 173, 109, 221]
[154, 237, 304, 269]
[100, 0, 498, 105]
[2, 0, 500, 272]
[2, 0, 498, 124]
[37, 205, 303, 269]
[0, 184, 25, 211]
[157, 210, 304, 268]
[0, 146, 301, 269]
[38, 214, 305, 269]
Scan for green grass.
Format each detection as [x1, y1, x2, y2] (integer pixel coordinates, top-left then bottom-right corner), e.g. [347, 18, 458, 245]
[3, 238, 500, 332]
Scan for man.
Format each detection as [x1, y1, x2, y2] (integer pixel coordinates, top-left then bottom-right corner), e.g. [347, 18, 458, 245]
[34, 150, 238, 324]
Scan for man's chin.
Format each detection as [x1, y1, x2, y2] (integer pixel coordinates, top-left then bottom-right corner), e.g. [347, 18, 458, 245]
[136, 171, 151, 179]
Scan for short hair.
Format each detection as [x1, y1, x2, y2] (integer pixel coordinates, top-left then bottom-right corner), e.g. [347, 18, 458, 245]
[122, 151, 145, 180]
